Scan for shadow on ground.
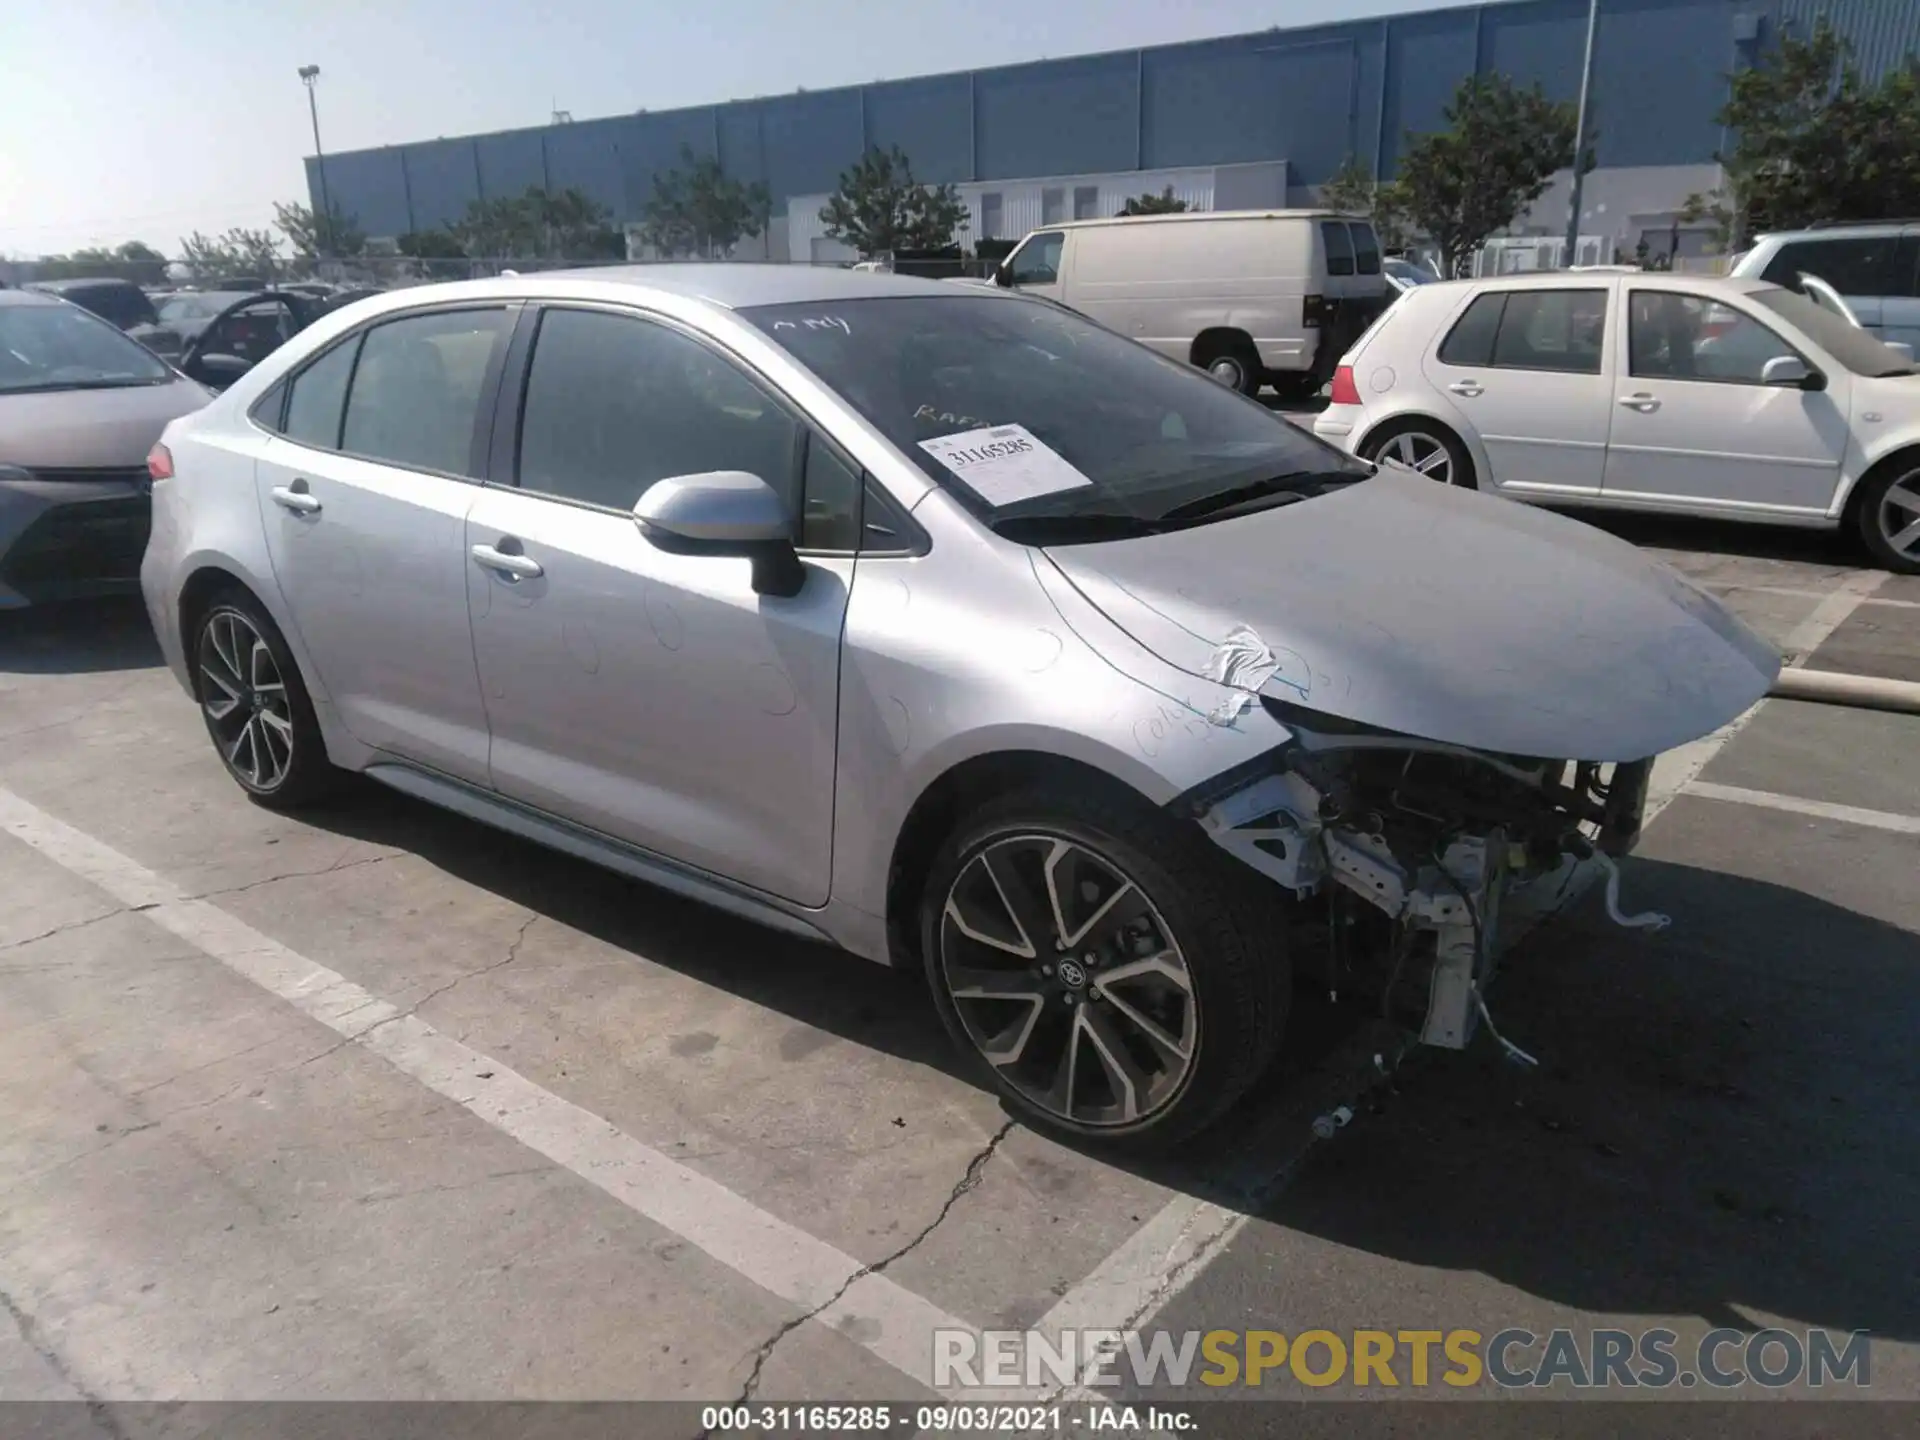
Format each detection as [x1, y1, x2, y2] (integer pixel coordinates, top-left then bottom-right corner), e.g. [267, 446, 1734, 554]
[299, 775, 1920, 1352]
[1255, 852, 1920, 1345]
[0, 598, 161, 675]
[1551, 507, 1871, 570]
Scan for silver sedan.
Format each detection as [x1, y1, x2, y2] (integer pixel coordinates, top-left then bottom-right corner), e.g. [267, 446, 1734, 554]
[141, 267, 1777, 1148]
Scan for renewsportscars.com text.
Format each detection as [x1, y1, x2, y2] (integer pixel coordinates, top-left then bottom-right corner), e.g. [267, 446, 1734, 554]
[933, 1326, 1872, 1391]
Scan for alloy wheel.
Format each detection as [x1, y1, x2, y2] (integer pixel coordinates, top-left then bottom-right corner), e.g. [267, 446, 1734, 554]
[938, 834, 1198, 1128]
[197, 609, 296, 792]
[1877, 468, 1920, 564]
[1378, 430, 1455, 484]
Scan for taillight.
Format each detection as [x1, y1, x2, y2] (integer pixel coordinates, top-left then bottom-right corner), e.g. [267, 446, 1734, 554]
[1329, 365, 1362, 407]
[147, 443, 174, 482]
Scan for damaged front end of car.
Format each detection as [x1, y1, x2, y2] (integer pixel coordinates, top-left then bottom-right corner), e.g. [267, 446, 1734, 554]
[1177, 697, 1670, 1059]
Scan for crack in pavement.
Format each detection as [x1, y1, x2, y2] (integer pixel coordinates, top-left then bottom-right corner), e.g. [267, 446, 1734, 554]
[0, 909, 129, 956]
[188, 849, 406, 901]
[159, 911, 548, 1116]
[726, 1120, 1017, 1410]
[0, 1283, 124, 1434]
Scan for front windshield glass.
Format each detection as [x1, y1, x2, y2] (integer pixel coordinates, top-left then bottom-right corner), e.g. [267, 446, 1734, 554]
[1385, 259, 1436, 285]
[1752, 287, 1917, 376]
[0, 302, 173, 394]
[742, 294, 1368, 537]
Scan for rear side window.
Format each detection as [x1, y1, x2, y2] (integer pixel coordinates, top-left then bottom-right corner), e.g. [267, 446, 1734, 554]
[1490, 290, 1607, 373]
[1437, 293, 1506, 366]
[1760, 237, 1902, 296]
[340, 308, 511, 477]
[1348, 223, 1382, 276]
[282, 336, 362, 449]
[1321, 221, 1355, 277]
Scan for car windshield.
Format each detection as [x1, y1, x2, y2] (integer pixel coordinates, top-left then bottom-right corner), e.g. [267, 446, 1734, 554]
[1752, 286, 1918, 377]
[1384, 259, 1436, 285]
[0, 302, 173, 393]
[742, 294, 1368, 539]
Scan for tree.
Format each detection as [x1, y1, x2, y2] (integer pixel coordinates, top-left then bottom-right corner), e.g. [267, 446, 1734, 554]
[179, 227, 282, 281]
[1318, 155, 1414, 252]
[1319, 155, 1376, 215]
[1394, 74, 1589, 277]
[32, 241, 167, 285]
[1684, 20, 1920, 247]
[819, 146, 968, 258]
[397, 228, 468, 259]
[273, 199, 366, 260]
[638, 145, 771, 258]
[1119, 186, 1189, 216]
[452, 187, 622, 260]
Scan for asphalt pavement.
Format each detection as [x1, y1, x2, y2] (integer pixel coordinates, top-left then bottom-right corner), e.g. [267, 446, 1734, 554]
[0, 514, 1915, 1435]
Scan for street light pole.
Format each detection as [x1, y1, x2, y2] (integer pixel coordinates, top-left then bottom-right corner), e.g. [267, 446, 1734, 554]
[1562, 0, 1599, 269]
[299, 65, 332, 261]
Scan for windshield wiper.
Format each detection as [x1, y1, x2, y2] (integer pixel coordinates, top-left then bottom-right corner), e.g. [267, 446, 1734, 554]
[2, 377, 166, 394]
[1155, 469, 1360, 524]
[989, 511, 1166, 544]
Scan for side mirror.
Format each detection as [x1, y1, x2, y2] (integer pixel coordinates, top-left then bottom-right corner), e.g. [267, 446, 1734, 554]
[1760, 355, 1819, 390]
[189, 352, 252, 388]
[992, 261, 1012, 288]
[633, 470, 805, 598]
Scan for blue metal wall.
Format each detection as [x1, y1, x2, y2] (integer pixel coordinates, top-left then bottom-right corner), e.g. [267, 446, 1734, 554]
[311, 0, 1920, 236]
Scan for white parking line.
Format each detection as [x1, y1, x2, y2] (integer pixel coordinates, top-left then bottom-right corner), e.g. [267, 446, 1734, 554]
[1033, 565, 1896, 1362]
[1701, 580, 1918, 611]
[0, 785, 972, 1396]
[1687, 781, 1920, 836]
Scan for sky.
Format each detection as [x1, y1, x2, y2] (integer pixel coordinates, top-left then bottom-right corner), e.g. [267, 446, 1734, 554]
[0, 0, 1415, 258]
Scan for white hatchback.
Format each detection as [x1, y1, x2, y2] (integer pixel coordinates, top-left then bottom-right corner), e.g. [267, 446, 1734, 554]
[1311, 272, 1920, 572]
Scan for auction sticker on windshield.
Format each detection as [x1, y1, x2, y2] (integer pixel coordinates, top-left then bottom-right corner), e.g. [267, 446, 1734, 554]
[919, 424, 1093, 507]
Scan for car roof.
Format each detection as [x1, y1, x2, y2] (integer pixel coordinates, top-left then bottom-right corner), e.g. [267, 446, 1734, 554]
[1750, 222, 1912, 244]
[1039, 208, 1367, 231]
[342, 264, 984, 314]
[27, 277, 137, 294]
[1425, 272, 1780, 297]
[0, 287, 64, 308]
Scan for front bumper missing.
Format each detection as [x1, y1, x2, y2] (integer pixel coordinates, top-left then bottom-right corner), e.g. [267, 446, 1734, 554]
[1194, 750, 1655, 1054]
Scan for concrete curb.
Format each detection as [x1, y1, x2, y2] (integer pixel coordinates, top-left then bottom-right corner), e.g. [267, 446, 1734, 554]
[1770, 667, 1920, 715]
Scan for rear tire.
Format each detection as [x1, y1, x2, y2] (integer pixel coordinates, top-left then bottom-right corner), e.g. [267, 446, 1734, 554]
[1360, 419, 1476, 489]
[1853, 458, 1920, 574]
[921, 784, 1289, 1152]
[1196, 340, 1263, 396]
[1269, 372, 1324, 402]
[192, 590, 341, 810]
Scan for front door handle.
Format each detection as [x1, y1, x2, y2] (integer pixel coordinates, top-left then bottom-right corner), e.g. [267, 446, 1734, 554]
[470, 543, 543, 580]
[1447, 380, 1484, 397]
[270, 482, 321, 515]
[1618, 393, 1662, 413]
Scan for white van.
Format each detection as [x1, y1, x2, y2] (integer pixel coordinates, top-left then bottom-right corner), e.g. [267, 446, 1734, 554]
[988, 210, 1392, 397]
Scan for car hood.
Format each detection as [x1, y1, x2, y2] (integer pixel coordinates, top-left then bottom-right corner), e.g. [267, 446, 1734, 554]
[1040, 468, 1781, 762]
[1, 377, 210, 469]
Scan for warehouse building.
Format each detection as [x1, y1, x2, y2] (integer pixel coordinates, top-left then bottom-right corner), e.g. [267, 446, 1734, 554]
[310, 0, 1920, 267]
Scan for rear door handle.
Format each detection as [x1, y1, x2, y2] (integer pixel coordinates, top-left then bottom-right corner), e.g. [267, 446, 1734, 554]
[270, 483, 321, 514]
[1618, 393, 1661, 413]
[1447, 380, 1484, 397]
[470, 543, 543, 580]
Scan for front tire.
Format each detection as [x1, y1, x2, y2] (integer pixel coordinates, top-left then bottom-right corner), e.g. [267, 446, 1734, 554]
[921, 785, 1289, 1151]
[1197, 341, 1263, 396]
[1854, 458, 1920, 574]
[193, 591, 339, 809]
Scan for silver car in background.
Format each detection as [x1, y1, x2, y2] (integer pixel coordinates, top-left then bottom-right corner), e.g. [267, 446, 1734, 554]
[1, 289, 209, 609]
[141, 268, 1777, 1148]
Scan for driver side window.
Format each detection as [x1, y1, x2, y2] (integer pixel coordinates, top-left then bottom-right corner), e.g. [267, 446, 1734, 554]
[1629, 290, 1800, 385]
[1008, 232, 1065, 287]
